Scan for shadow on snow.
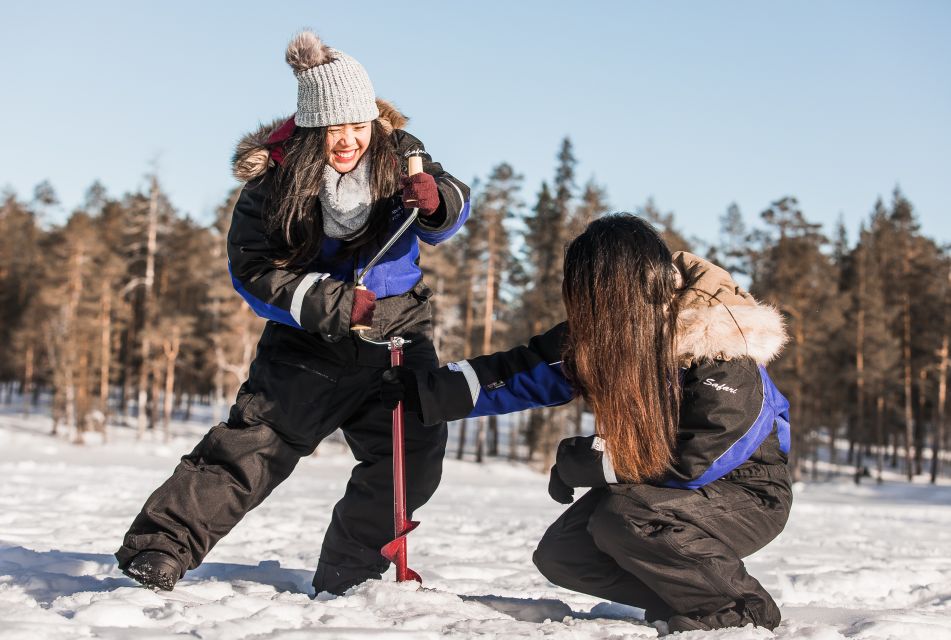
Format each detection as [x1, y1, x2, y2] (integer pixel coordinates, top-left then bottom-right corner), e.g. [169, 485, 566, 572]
[0, 544, 312, 604]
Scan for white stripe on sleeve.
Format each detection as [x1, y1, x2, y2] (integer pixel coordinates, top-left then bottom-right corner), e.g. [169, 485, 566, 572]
[593, 436, 619, 484]
[439, 177, 466, 218]
[448, 360, 481, 408]
[290, 272, 330, 326]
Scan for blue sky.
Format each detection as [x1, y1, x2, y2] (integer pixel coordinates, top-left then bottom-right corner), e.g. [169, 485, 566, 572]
[1, 1, 949, 245]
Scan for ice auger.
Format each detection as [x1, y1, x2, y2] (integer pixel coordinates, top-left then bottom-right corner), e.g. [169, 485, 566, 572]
[352, 151, 425, 585]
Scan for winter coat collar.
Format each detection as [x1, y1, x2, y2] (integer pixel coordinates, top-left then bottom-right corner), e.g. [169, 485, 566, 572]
[673, 251, 787, 366]
[231, 98, 409, 182]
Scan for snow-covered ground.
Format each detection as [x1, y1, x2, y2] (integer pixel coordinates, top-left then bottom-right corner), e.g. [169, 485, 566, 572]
[1, 411, 950, 639]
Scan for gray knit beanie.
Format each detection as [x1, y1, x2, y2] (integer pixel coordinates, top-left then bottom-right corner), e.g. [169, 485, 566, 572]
[285, 31, 379, 128]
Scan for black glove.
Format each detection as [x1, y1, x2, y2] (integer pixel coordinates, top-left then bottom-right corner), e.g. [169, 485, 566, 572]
[548, 465, 575, 504]
[554, 435, 610, 488]
[380, 366, 421, 414]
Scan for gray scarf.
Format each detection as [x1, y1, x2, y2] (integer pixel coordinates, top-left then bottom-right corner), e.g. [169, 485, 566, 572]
[318, 159, 373, 239]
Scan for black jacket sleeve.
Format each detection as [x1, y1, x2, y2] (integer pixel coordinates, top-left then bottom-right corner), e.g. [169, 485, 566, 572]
[414, 323, 574, 426]
[227, 174, 354, 338]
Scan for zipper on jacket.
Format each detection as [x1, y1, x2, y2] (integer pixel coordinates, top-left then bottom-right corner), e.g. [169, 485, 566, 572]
[270, 359, 338, 383]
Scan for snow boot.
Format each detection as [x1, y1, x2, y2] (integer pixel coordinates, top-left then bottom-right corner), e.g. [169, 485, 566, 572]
[665, 594, 781, 633]
[122, 550, 181, 591]
[312, 556, 389, 596]
[665, 614, 713, 633]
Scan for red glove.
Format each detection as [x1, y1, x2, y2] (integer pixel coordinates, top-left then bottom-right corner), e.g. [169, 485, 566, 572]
[350, 287, 377, 328]
[401, 173, 440, 216]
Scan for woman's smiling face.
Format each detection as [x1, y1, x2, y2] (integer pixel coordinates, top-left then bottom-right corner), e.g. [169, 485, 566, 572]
[325, 122, 372, 173]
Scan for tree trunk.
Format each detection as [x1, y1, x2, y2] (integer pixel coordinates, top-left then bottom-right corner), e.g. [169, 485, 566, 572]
[149, 362, 161, 434]
[64, 371, 76, 440]
[477, 226, 496, 466]
[45, 326, 62, 436]
[99, 281, 112, 414]
[890, 428, 900, 469]
[540, 409, 564, 472]
[213, 319, 257, 423]
[21, 344, 34, 418]
[810, 400, 820, 481]
[915, 368, 927, 476]
[901, 262, 914, 481]
[456, 419, 468, 460]
[854, 255, 866, 483]
[509, 413, 521, 461]
[931, 334, 948, 484]
[488, 415, 499, 457]
[63, 240, 85, 441]
[792, 318, 806, 482]
[162, 328, 181, 443]
[526, 411, 541, 462]
[431, 274, 444, 355]
[74, 350, 90, 444]
[462, 274, 475, 362]
[137, 177, 160, 439]
[475, 416, 486, 463]
[875, 392, 885, 484]
[120, 326, 134, 418]
[828, 419, 837, 480]
[482, 225, 497, 357]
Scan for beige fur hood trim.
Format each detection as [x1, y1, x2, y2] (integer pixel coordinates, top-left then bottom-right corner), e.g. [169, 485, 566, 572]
[677, 303, 787, 365]
[673, 251, 787, 365]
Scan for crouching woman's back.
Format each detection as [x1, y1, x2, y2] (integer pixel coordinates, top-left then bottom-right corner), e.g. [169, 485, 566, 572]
[396, 215, 793, 633]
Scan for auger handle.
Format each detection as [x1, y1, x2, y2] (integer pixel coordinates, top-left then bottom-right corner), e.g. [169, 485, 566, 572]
[360, 153, 423, 285]
[407, 154, 423, 177]
[350, 152, 427, 334]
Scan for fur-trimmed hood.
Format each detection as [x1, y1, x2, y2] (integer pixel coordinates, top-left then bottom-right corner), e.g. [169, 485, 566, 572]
[230, 98, 409, 182]
[673, 251, 787, 366]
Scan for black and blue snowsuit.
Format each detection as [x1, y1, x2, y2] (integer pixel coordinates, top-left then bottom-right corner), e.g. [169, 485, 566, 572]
[116, 114, 470, 595]
[409, 253, 793, 630]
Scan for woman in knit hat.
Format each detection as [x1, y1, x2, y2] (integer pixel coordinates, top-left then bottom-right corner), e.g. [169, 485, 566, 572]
[115, 31, 470, 595]
[383, 215, 792, 633]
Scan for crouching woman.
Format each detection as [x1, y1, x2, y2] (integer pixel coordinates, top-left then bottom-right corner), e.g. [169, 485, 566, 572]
[384, 214, 793, 632]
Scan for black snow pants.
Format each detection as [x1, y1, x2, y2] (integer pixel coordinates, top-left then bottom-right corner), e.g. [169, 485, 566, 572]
[532, 465, 791, 630]
[116, 295, 447, 595]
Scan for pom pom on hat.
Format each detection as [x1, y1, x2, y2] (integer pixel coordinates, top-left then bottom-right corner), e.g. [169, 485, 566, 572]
[285, 30, 334, 73]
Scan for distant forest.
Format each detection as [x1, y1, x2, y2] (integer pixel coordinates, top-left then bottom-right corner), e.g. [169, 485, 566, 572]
[1, 138, 948, 483]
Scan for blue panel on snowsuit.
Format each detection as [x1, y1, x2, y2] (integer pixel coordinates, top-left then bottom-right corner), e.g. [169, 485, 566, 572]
[228, 262, 303, 330]
[469, 361, 574, 418]
[664, 366, 791, 489]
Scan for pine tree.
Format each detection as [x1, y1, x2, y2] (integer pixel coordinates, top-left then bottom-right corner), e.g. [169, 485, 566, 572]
[519, 139, 579, 468]
[474, 163, 522, 460]
[0, 191, 43, 400]
[718, 203, 749, 275]
[853, 201, 902, 482]
[749, 196, 834, 480]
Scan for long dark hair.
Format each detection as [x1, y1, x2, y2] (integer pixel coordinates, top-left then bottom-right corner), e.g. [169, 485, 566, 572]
[264, 119, 400, 268]
[561, 214, 681, 482]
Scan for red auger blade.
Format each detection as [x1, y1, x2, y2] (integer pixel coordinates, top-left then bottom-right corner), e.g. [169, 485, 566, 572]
[380, 537, 403, 561]
[381, 531, 422, 585]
